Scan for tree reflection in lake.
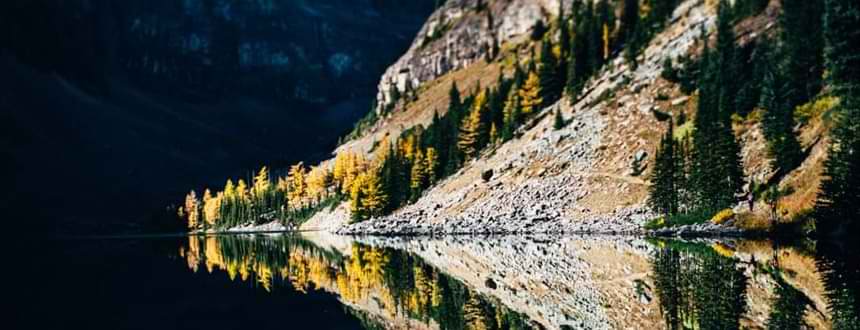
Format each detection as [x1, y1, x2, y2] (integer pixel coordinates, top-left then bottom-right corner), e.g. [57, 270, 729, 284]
[650, 240, 747, 330]
[179, 234, 535, 329]
[651, 239, 860, 330]
[177, 234, 858, 330]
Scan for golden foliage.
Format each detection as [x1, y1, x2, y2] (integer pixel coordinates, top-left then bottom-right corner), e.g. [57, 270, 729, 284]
[459, 89, 488, 158]
[184, 190, 200, 230]
[287, 163, 307, 209]
[252, 166, 271, 200]
[411, 148, 427, 191]
[306, 165, 331, 204]
[794, 95, 840, 123]
[710, 208, 735, 225]
[425, 147, 439, 184]
[519, 72, 543, 115]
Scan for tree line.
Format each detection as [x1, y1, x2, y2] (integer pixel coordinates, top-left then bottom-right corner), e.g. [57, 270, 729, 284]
[180, 0, 698, 230]
[648, 0, 860, 236]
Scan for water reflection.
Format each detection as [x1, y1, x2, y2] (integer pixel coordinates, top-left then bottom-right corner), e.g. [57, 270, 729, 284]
[180, 233, 534, 329]
[178, 234, 859, 330]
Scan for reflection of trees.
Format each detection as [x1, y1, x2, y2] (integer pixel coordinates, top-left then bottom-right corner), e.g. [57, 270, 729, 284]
[650, 241, 748, 330]
[766, 275, 809, 330]
[178, 234, 534, 330]
[817, 243, 860, 330]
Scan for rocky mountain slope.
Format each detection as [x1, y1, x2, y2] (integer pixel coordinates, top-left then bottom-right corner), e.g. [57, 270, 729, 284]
[301, 0, 828, 235]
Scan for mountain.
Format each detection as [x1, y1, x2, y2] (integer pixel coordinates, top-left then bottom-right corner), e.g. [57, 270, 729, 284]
[0, 0, 436, 234]
[293, 0, 840, 236]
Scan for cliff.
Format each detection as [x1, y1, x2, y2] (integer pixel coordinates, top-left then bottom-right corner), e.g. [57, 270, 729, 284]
[304, 0, 830, 235]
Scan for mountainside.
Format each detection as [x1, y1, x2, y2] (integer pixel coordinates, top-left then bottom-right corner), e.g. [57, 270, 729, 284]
[302, 0, 831, 234]
[1, 0, 435, 234]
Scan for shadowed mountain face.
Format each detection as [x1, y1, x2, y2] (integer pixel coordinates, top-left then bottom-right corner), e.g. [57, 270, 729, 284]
[0, 0, 435, 235]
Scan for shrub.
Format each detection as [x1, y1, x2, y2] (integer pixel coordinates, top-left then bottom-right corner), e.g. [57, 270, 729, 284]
[711, 208, 735, 225]
[794, 96, 840, 124]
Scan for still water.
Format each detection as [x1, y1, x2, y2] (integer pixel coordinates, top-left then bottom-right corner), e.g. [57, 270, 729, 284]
[26, 233, 859, 329]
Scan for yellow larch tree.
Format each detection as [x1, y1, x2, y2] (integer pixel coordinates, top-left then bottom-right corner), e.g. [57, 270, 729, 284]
[489, 123, 498, 143]
[360, 170, 387, 219]
[202, 189, 220, 227]
[236, 179, 249, 202]
[425, 147, 439, 184]
[223, 179, 236, 200]
[184, 190, 200, 230]
[410, 148, 426, 194]
[459, 89, 488, 159]
[287, 162, 307, 210]
[306, 165, 331, 203]
[252, 166, 271, 200]
[519, 71, 543, 115]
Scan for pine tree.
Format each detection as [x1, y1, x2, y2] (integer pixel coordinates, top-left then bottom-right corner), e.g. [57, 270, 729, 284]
[519, 71, 543, 115]
[553, 108, 565, 130]
[689, 5, 745, 213]
[649, 122, 679, 216]
[760, 45, 802, 174]
[489, 123, 499, 142]
[502, 84, 522, 141]
[425, 147, 439, 184]
[361, 171, 387, 219]
[815, 0, 860, 235]
[410, 149, 427, 201]
[349, 174, 366, 223]
[287, 163, 307, 210]
[557, 0, 571, 67]
[619, 0, 639, 49]
[184, 190, 200, 230]
[780, 0, 824, 107]
[458, 90, 488, 159]
[538, 37, 563, 105]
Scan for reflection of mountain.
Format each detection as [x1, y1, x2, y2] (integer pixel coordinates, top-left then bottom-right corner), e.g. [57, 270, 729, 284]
[1, 0, 435, 234]
[179, 234, 535, 329]
[177, 234, 858, 329]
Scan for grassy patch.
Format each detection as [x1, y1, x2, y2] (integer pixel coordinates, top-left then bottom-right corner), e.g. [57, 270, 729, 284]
[794, 96, 839, 124]
[645, 208, 716, 229]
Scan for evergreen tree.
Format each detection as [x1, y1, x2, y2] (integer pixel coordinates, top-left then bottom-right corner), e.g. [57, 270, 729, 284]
[649, 122, 679, 216]
[558, 0, 571, 65]
[538, 37, 563, 105]
[553, 108, 565, 130]
[759, 45, 802, 174]
[568, 1, 593, 97]
[689, 4, 745, 213]
[780, 0, 824, 107]
[619, 0, 639, 50]
[815, 0, 860, 235]
[502, 83, 522, 141]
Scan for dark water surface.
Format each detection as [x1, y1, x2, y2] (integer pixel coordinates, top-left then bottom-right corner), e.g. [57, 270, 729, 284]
[19, 234, 860, 329]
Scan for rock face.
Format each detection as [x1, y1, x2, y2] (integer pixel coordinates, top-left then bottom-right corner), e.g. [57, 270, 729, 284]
[374, 0, 563, 113]
[340, 0, 731, 235]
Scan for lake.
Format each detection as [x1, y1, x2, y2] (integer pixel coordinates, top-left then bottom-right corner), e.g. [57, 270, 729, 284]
[21, 233, 859, 329]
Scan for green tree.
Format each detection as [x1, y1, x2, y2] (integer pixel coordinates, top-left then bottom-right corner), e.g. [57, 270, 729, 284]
[815, 0, 860, 235]
[649, 122, 679, 216]
[553, 107, 565, 130]
[689, 1, 745, 213]
[781, 0, 824, 107]
[759, 45, 803, 174]
[538, 37, 563, 105]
